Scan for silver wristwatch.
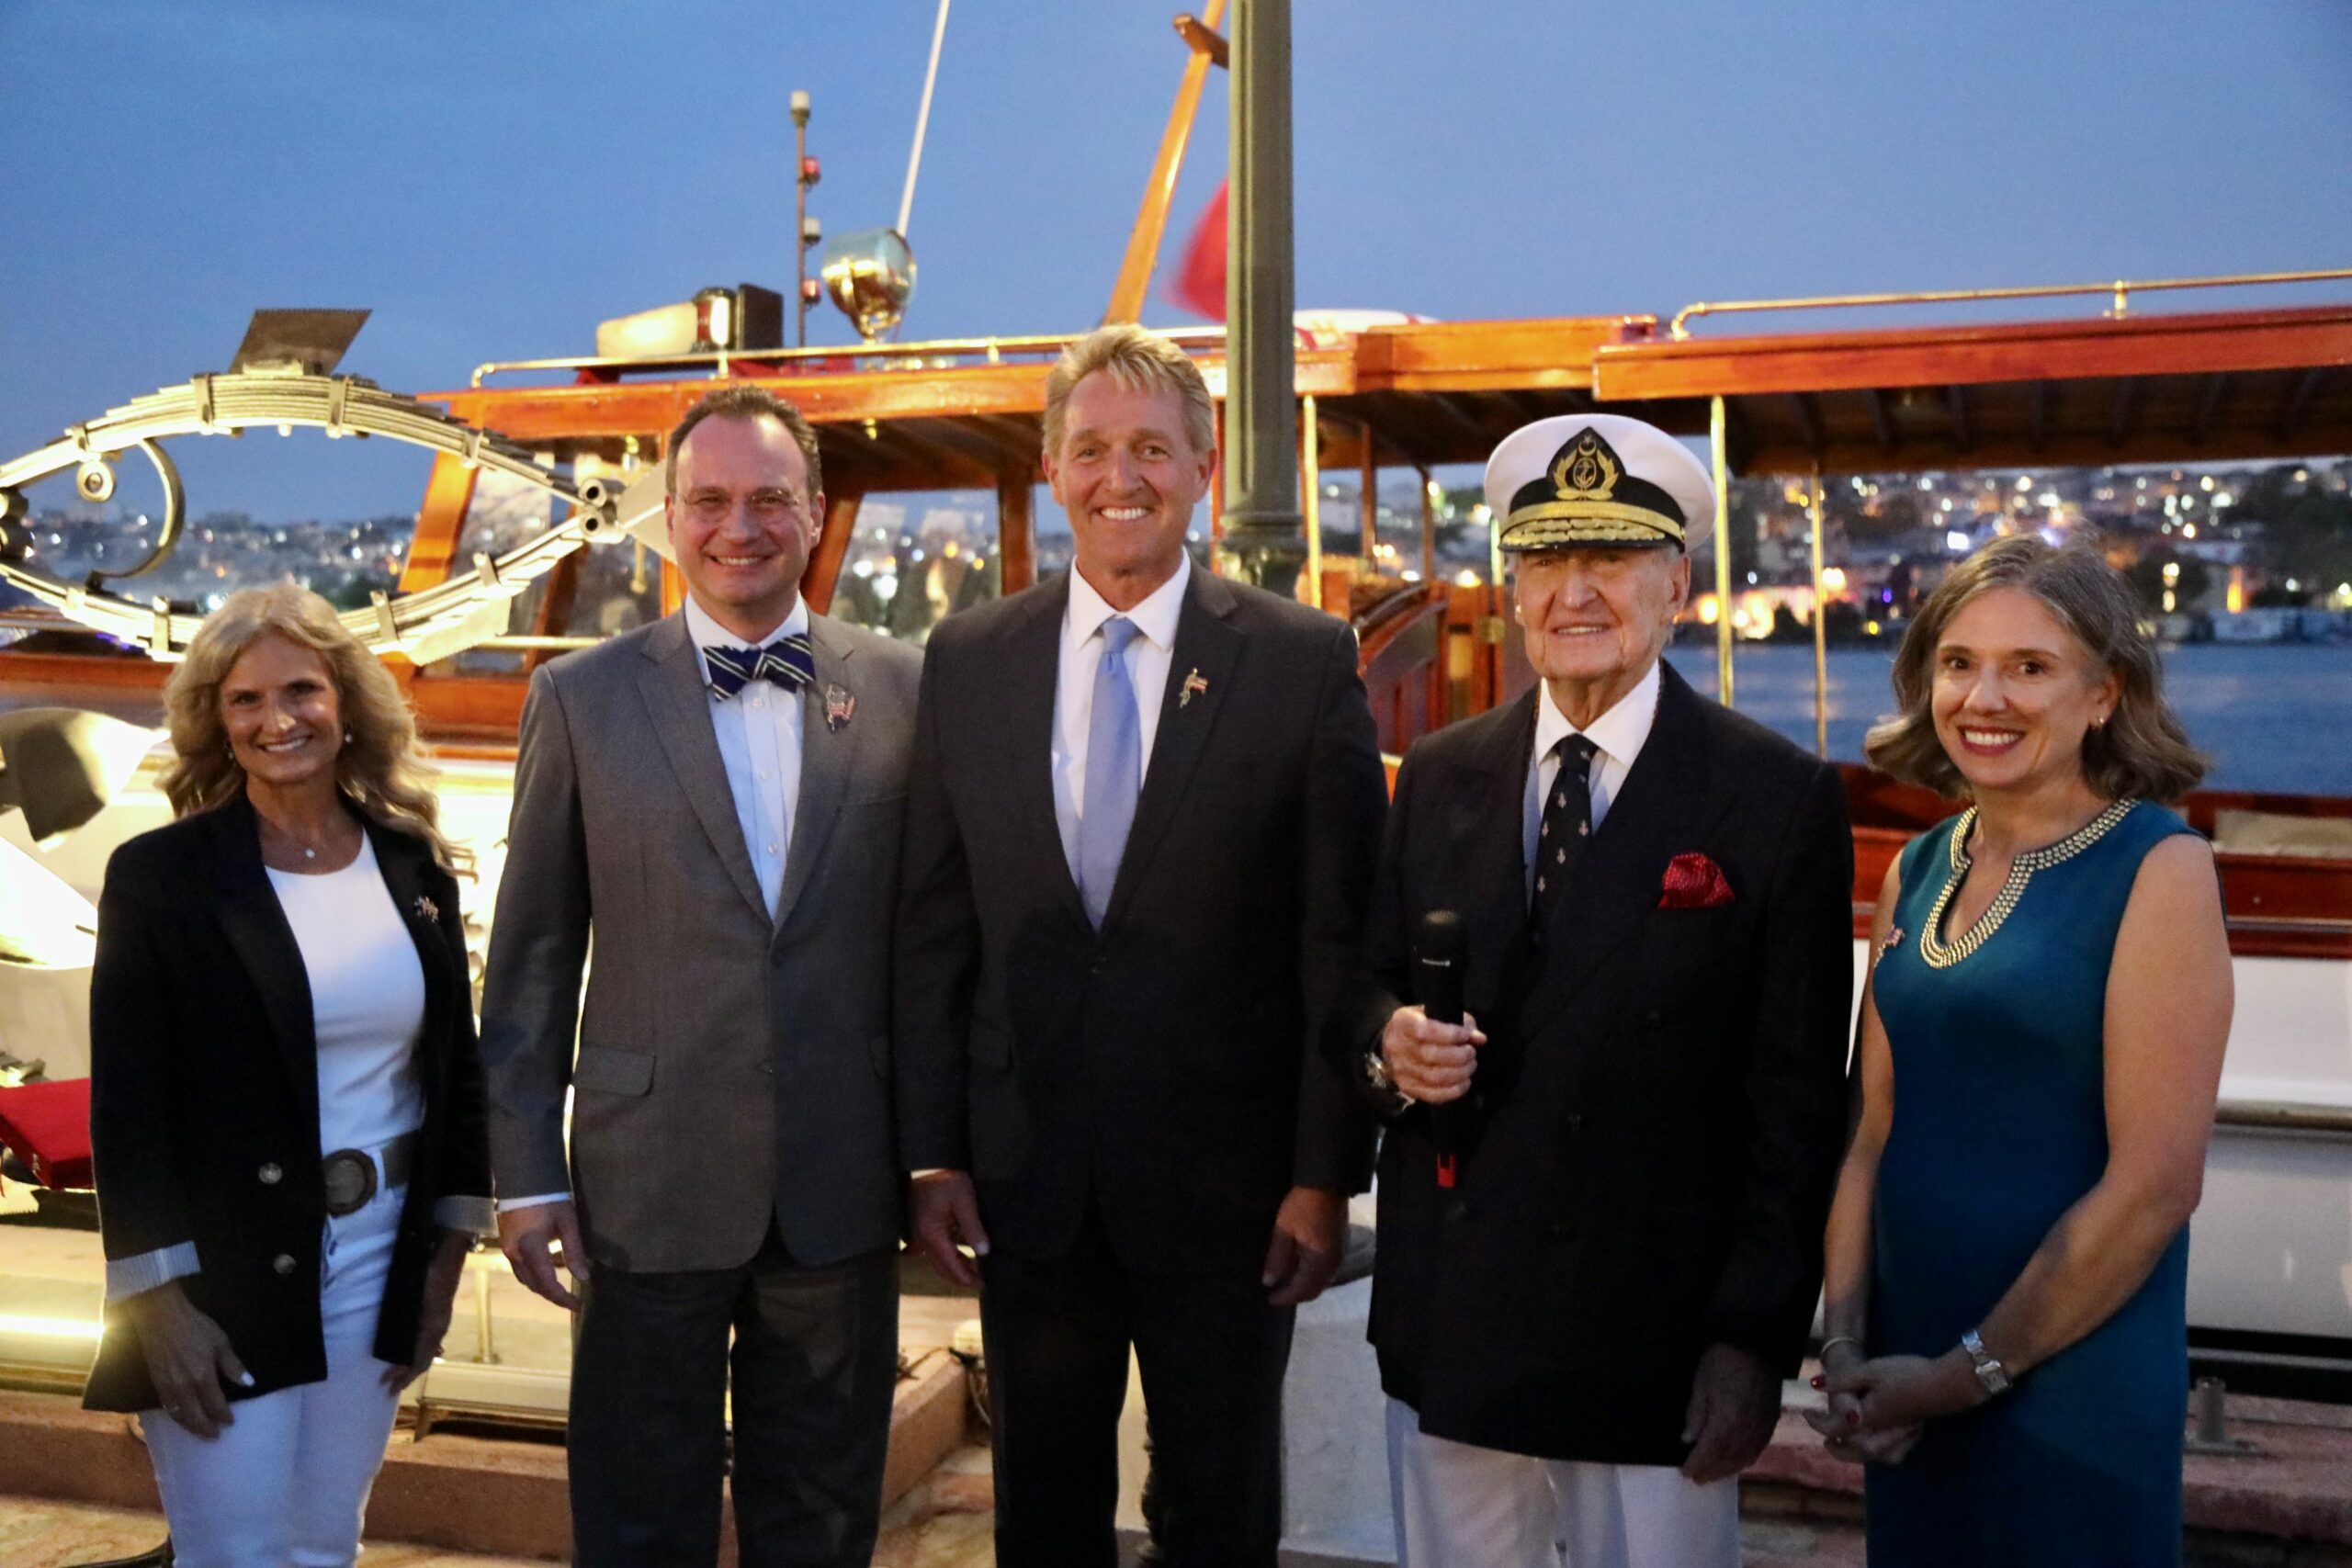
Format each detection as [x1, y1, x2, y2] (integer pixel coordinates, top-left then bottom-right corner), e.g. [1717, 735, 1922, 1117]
[1961, 1328, 2011, 1396]
[1363, 1045, 1413, 1117]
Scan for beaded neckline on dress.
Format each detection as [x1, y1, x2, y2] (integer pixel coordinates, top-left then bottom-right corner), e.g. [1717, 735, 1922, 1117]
[1917, 797, 2137, 970]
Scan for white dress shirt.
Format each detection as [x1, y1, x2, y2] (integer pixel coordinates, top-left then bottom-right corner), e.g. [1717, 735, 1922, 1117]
[684, 593, 808, 920]
[1522, 659, 1661, 893]
[497, 596, 810, 1217]
[1050, 554, 1190, 876]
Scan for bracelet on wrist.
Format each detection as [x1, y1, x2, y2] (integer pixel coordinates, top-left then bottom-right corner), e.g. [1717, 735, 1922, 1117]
[1960, 1327, 2012, 1397]
[1818, 1334, 1865, 1360]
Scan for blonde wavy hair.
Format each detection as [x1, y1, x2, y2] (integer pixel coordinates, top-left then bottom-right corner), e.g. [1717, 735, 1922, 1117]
[1042, 323, 1217, 460]
[160, 581, 471, 874]
[1864, 535, 2207, 804]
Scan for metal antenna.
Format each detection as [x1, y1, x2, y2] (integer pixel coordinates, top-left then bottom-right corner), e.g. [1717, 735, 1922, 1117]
[898, 0, 952, 240]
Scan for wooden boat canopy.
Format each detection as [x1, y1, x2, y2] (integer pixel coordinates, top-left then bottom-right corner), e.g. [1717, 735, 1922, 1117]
[433, 296, 2352, 491]
[1590, 301, 2352, 476]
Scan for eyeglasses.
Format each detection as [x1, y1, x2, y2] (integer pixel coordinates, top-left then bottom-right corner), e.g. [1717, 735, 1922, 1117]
[683, 489, 808, 526]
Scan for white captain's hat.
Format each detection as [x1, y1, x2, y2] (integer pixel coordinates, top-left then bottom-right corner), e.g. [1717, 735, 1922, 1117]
[1483, 413, 1713, 552]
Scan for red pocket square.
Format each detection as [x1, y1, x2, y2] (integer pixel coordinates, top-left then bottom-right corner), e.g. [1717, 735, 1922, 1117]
[1657, 852, 1735, 909]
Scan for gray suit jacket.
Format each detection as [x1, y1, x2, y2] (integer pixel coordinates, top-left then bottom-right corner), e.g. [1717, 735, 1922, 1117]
[479, 608, 921, 1273]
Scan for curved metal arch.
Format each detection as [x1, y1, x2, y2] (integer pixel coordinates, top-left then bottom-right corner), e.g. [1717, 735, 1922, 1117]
[0, 372, 636, 663]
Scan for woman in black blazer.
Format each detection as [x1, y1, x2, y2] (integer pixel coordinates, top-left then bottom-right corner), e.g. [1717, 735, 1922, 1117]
[85, 581, 489, 1567]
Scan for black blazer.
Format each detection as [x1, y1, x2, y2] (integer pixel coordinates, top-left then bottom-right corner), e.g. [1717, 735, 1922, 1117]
[895, 568, 1387, 1278]
[83, 793, 490, 1413]
[1334, 663, 1853, 1465]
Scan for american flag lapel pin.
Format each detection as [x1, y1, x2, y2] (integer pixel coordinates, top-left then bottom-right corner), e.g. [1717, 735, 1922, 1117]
[412, 894, 439, 924]
[824, 682, 856, 731]
[1180, 668, 1208, 708]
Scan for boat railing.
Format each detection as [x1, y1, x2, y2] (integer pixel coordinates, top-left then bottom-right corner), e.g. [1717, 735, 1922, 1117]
[1353, 581, 1515, 757]
[465, 323, 1286, 389]
[1667, 265, 2352, 340]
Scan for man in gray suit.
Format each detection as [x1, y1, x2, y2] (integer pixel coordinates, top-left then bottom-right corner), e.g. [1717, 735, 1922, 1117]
[481, 385, 920, 1566]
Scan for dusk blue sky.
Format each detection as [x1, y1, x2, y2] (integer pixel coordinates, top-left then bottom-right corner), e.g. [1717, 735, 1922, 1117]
[3, 0, 2347, 523]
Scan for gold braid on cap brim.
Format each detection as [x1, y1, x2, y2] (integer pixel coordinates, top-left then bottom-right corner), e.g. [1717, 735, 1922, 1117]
[1499, 502, 1686, 550]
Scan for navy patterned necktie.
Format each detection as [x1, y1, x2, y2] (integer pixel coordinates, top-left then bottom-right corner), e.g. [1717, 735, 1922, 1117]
[1532, 735, 1600, 936]
[704, 634, 816, 700]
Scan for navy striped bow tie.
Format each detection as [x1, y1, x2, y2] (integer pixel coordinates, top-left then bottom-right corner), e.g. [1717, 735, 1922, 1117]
[704, 635, 816, 699]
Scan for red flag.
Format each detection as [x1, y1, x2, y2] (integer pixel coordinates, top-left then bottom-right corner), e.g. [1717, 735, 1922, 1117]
[1168, 180, 1227, 321]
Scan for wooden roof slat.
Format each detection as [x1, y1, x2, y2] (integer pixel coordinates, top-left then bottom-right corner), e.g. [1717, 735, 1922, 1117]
[916, 416, 1037, 477]
[1946, 384, 1972, 450]
[1867, 388, 1894, 453]
[2109, 377, 2142, 447]
[1502, 389, 1555, 424]
[1344, 396, 1435, 467]
[1430, 392, 1498, 447]
[1791, 391, 1824, 454]
[2193, 372, 2232, 445]
[2278, 367, 2329, 438]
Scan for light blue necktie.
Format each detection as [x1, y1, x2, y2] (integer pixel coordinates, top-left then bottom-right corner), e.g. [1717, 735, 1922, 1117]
[1076, 615, 1143, 929]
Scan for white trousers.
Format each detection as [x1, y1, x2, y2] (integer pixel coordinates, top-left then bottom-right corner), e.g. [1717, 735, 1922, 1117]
[146, 1182, 407, 1568]
[1386, 1398, 1740, 1568]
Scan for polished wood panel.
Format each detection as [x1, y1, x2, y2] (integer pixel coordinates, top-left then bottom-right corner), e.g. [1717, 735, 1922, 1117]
[801, 492, 863, 615]
[1351, 316, 1650, 391]
[997, 474, 1035, 594]
[397, 452, 481, 592]
[1594, 304, 2352, 400]
[522, 552, 581, 673]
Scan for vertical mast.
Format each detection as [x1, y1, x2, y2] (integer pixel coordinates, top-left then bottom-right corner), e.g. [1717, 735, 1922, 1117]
[1219, 0, 1302, 597]
[791, 91, 813, 347]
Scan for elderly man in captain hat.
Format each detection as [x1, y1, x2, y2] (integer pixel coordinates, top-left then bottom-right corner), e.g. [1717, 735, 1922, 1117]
[1329, 414, 1855, 1566]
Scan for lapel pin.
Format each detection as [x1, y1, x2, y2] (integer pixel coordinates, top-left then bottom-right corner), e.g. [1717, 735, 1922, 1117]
[412, 894, 439, 924]
[1180, 669, 1208, 708]
[824, 682, 856, 732]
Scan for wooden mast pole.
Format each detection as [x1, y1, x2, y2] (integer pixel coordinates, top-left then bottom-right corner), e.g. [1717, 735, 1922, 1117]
[1103, 2, 1230, 324]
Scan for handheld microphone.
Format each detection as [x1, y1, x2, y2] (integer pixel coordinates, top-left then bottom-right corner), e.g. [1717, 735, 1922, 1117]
[1414, 910, 1469, 1189]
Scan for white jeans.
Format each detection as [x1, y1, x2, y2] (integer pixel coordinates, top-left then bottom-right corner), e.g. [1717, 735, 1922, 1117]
[146, 1181, 407, 1568]
[1386, 1397, 1740, 1568]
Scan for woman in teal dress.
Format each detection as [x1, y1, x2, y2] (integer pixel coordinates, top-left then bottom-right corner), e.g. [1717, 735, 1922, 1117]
[1810, 537, 2233, 1565]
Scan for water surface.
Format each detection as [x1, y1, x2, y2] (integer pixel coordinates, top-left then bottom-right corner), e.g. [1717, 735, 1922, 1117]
[1660, 643, 2352, 795]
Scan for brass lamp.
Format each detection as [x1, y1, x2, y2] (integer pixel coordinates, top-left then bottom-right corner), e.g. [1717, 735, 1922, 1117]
[820, 229, 918, 344]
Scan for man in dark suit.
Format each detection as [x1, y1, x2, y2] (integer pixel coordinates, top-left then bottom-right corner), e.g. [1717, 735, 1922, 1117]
[481, 386, 921, 1566]
[895, 324, 1386, 1568]
[1337, 416, 1852, 1568]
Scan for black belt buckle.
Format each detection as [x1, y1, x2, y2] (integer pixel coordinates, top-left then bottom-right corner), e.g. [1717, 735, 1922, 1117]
[322, 1148, 378, 1216]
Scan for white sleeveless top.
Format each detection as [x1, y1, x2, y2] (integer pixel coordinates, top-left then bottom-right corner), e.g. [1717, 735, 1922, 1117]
[266, 832, 427, 1156]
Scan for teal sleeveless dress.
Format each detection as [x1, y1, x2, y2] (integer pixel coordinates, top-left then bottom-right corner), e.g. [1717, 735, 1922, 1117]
[1866, 798, 2197, 1566]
